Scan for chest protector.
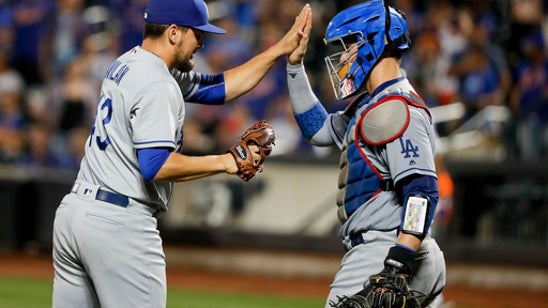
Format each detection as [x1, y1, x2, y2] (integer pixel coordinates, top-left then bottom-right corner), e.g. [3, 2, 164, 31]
[336, 88, 431, 223]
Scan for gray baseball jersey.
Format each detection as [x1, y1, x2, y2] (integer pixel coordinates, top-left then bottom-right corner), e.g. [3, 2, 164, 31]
[77, 46, 184, 211]
[77, 46, 223, 212]
[335, 78, 437, 237]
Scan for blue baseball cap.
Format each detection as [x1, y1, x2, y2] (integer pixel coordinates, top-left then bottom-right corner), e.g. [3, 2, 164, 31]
[144, 0, 226, 34]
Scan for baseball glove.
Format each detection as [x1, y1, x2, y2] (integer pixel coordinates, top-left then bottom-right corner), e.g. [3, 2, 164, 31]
[228, 120, 275, 182]
[329, 272, 422, 308]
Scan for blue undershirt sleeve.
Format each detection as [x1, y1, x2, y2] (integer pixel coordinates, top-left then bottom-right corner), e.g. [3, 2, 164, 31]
[137, 148, 171, 181]
[186, 73, 226, 105]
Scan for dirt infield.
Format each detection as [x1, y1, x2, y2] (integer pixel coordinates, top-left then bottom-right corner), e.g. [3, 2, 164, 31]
[0, 250, 547, 308]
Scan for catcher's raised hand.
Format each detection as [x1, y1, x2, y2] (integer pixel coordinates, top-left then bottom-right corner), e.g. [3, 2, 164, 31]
[287, 4, 312, 65]
[276, 4, 312, 56]
[228, 120, 276, 182]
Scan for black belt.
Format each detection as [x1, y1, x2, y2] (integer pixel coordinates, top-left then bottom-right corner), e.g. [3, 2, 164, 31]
[343, 232, 366, 252]
[343, 229, 399, 252]
[95, 189, 129, 207]
[380, 179, 394, 191]
[343, 231, 432, 260]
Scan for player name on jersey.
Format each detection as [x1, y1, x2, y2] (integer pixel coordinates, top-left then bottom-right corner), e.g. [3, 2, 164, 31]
[104, 60, 130, 85]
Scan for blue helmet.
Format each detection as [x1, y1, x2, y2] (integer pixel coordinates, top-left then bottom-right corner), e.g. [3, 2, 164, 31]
[324, 0, 410, 100]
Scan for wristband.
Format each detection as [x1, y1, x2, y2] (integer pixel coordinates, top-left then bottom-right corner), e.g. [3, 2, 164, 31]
[384, 245, 416, 276]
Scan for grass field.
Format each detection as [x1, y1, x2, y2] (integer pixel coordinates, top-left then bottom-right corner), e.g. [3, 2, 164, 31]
[1, 251, 547, 308]
[0, 276, 324, 308]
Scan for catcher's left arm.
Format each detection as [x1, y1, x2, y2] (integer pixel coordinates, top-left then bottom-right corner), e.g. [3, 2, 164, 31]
[330, 245, 423, 308]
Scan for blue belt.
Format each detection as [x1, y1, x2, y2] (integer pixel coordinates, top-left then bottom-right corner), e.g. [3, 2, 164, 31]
[72, 183, 129, 208]
[96, 189, 129, 207]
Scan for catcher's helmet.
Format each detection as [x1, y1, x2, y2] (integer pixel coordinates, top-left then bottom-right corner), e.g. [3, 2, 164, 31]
[324, 0, 410, 100]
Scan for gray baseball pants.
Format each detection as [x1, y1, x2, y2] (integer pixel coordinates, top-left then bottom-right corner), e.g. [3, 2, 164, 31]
[326, 230, 446, 308]
[52, 181, 166, 308]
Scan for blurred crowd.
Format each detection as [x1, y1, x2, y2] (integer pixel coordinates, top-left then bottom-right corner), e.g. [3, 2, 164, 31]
[0, 0, 547, 172]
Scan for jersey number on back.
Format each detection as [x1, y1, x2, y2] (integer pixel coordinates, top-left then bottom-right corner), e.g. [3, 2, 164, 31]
[89, 95, 113, 150]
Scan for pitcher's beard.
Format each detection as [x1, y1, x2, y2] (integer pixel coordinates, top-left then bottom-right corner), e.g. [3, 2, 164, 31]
[176, 59, 194, 73]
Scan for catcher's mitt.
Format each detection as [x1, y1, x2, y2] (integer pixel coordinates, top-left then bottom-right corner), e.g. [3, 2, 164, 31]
[228, 120, 275, 182]
[330, 272, 422, 308]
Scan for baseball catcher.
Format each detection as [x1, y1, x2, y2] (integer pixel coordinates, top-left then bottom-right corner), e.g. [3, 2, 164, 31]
[285, 0, 446, 307]
[228, 120, 276, 181]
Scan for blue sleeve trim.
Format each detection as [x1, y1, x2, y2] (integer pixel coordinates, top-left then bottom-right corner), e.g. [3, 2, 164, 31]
[134, 140, 175, 146]
[294, 102, 328, 139]
[395, 243, 414, 252]
[400, 175, 439, 234]
[187, 73, 226, 105]
[137, 148, 171, 181]
[394, 168, 437, 182]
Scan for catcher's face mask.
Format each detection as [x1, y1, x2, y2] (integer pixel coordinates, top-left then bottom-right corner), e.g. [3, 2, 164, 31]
[323, 0, 411, 101]
[324, 37, 363, 101]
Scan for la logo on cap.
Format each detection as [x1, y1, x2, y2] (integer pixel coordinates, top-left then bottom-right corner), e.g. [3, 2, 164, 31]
[143, 0, 225, 34]
[203, 2, 210, 19]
